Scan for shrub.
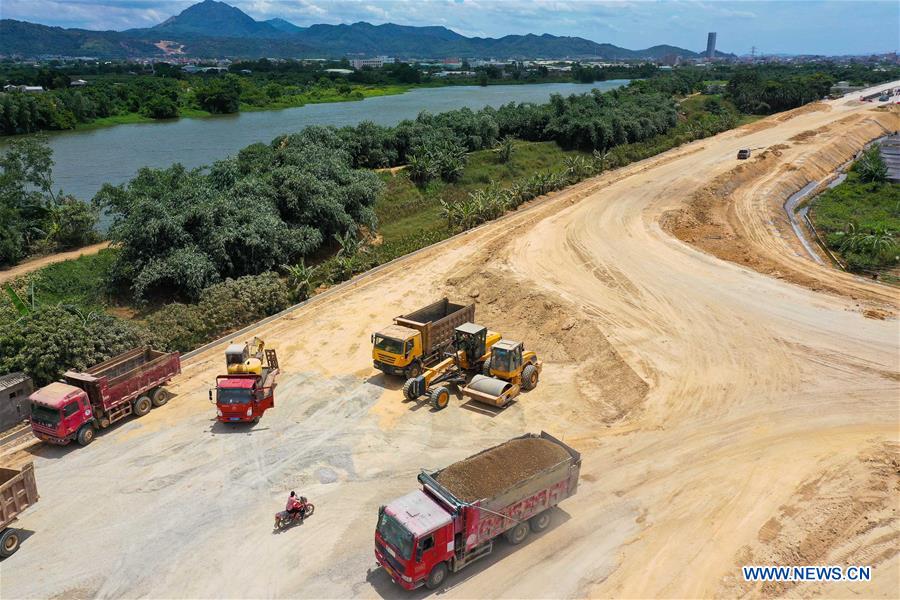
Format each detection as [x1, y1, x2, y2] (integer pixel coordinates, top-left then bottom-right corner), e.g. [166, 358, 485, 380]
[0, 305, 151, 386]
[145, 272, 291, 352]
[854, 146, 888, 184]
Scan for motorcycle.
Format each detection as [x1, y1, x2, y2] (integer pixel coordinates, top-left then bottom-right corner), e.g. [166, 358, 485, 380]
[274, 500, 315, 530]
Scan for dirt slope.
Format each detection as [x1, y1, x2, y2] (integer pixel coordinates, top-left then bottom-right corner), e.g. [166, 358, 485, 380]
[3, 82, 898, 599]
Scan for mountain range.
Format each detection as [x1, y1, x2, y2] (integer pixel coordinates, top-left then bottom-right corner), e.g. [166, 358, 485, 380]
[0, 0, 727, 61]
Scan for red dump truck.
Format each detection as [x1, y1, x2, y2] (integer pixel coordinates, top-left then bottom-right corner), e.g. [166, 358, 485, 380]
[372, 298, 476, 378]
[375, 431, 581, 590]
[29, 348, 181, 446]
[0, 462, 39, 558]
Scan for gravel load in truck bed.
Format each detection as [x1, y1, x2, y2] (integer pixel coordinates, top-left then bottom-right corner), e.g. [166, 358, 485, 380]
[435, 437, 570, 502]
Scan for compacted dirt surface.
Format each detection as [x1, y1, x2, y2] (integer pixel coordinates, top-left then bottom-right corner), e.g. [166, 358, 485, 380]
[2, 82, 899, 599]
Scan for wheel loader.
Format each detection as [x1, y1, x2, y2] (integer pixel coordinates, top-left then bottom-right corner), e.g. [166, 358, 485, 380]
[461, 339, 541, 408]
[225, 337, 268, 375]
[402, 323, 501, 409]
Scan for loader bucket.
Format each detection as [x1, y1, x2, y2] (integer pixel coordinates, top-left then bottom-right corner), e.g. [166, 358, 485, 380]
[462, 375, 519, 407]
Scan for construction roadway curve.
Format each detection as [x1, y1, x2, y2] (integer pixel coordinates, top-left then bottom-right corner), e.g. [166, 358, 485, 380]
[3, 82, 898, 599]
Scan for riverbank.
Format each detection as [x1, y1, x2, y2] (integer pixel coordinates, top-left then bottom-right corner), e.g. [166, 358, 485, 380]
[13, 78, 607, 137]
[13, 81, 630, 202]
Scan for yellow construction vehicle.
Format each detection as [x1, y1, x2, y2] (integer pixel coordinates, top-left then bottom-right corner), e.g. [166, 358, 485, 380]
[462, 340, 541, 408]
[402, 323, 501, 409]
[225, 337, 267, 375]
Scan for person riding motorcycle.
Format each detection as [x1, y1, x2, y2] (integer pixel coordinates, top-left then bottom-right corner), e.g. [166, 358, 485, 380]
[285, 491, 307, 520]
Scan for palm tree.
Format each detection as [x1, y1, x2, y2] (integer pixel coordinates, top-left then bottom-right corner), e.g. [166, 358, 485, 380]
[855, 146, 888, 184]
[493, 136, 515, 163]
[333, 230, 359, 257]
[407, 153, 434, 186]
[592, 149, 610, 172]
[281, 259, 319, 301]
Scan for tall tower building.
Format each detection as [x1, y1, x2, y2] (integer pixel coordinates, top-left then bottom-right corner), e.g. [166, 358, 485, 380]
[706, 32, 717, 60]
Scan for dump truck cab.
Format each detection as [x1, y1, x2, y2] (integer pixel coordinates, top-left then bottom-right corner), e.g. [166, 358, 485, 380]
[28, 382, 93, 445]
[372, 325, 422, 377]
[212, 375, 274, 423]
[374, 490, 454, 590]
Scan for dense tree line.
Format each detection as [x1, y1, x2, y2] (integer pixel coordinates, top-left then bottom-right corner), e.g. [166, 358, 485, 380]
[0, 137, 97, 266]
[95, 126, 382, 303]
[725, 70, 835, 114]
[93, 79, 685, 301]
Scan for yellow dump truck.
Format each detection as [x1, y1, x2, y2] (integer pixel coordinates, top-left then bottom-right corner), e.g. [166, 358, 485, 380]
[372, 298, 475, 378]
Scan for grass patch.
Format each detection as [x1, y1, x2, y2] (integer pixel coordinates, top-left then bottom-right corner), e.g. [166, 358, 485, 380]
[810, 171, 900, 271]
[20, 248, 119, 312]
[376, 141, 584, 245]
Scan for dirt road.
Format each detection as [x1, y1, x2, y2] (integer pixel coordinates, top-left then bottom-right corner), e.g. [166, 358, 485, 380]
[0, 242, 109, 285]
[3, 83, 898, 599]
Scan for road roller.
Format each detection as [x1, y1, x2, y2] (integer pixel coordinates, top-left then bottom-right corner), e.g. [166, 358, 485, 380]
[462, 339, 541, 407]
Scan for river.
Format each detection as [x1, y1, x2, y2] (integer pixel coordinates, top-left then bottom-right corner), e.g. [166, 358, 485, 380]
[10, 80, 628, 201]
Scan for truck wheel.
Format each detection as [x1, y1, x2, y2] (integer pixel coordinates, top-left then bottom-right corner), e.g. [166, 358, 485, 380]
[425, 562, 448, 590]
[529, 511, 552, 533]
[521, 364, 538, 390]
[76, 424, 95, 447]
[430, 386, 450, 410]
[482, 360, 492, 376]
[0, 528, 20, 558]
[133, 396, 152, 417]
[405, 362, 422, 379]
[402, 378, 417, 401]
[151, 387, 169, 407]
[504, 522, 529, 545]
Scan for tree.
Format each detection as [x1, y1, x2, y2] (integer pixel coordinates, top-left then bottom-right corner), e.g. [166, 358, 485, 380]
[194, 74, 242, 114]
[142, 95, 179, 119]
[493, 136, 515, 163]
[0, 137, 96, 265]
[855, 146, 888, 184]
[281, 260, 319, 301]
[0, 305, 150, 386]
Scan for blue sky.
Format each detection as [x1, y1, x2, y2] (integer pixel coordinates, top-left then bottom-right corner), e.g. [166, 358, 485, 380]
[2, 0, 897, 55]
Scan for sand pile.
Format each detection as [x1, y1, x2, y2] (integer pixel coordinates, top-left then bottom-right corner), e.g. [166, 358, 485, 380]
[435, 437, 570, 502]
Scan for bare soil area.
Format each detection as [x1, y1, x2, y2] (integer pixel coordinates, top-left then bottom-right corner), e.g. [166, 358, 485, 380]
[3, 81, 898, 599]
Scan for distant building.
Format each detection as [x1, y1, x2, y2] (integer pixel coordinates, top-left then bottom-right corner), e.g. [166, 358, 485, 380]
[350, 56, 396, 70]
[706, 32, 717, 60]
[70, 79, 88, 87]
[0, 372, 33, 431]
[2, 85, 44, 93]
[433, 70, 476, 78]
[325, 68, 354, 75]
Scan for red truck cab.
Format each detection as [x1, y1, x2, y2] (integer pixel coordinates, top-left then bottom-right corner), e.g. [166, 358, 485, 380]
[29, 382, 94, 446]
[212, 373, 276, 423]
[375, 490, 454, 590]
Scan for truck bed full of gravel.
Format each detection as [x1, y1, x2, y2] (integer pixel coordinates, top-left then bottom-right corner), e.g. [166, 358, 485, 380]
[435, 437, 570, 502]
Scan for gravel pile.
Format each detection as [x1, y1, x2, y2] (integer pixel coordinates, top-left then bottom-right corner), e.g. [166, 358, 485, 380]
[435, 437, 570, 502]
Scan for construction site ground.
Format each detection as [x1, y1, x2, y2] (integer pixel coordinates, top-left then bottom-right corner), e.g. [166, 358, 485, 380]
[2, 82, 898, 599]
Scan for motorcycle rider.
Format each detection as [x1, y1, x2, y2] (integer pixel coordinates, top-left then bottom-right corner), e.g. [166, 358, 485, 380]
[285, 491, 306, 520]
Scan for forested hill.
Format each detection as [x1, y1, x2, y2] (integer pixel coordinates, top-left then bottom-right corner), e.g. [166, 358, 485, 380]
[0, 0, 717, 60]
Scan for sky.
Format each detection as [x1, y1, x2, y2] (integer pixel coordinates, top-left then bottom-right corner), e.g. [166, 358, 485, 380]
[1, 0, 897, 55]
